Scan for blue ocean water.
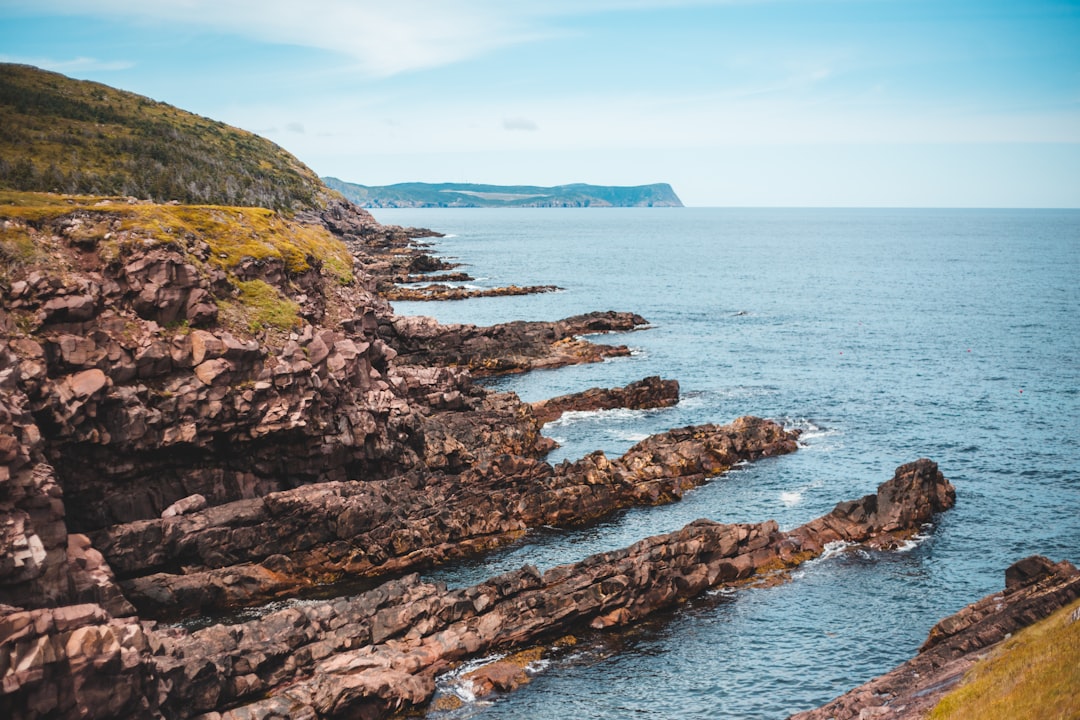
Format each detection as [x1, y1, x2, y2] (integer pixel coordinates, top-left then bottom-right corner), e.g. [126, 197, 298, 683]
[379, 207, 1080, 719]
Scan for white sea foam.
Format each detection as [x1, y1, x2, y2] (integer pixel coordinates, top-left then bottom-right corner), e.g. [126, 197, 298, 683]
[433, 652, 507, 705]
[707, 586, 738, 598]
[780, 490, 802, 507]
[818, 540, 855, 561]
[781, 418, 843, 451]
[896, 524, 934, 552]
[547, 408, 647, 427]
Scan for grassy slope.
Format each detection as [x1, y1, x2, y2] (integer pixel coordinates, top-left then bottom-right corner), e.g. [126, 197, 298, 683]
[0, 64, 330, 211]
[929, 596, 1080, 720]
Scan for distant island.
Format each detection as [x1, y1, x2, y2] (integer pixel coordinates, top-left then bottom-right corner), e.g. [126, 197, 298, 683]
[322, 178, 683, 208]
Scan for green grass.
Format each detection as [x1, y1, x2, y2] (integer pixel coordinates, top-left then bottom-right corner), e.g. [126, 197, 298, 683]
[234, 279, 300, 332]
[929, 596, 1080, 720]
[0, 64, 334, 210]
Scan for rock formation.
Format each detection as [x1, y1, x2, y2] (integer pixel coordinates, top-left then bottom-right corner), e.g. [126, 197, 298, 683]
[0, 459, 955, 720]
[94, 416, 798, 618]
[788, 555, 1080, 720]
[0, 190, 987, 720]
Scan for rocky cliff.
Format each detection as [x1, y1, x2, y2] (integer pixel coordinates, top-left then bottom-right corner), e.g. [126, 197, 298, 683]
[0, 181, 973, 718]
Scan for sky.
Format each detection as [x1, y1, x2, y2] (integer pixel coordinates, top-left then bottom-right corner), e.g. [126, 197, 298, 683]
[2, 0, 1079, 207]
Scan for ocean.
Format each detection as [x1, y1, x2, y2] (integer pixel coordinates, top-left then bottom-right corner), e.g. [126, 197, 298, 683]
[378, 207, 1080, 719]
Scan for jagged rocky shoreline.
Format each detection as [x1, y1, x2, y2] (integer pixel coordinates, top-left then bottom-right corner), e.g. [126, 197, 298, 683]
[0, 196, 1068, 719]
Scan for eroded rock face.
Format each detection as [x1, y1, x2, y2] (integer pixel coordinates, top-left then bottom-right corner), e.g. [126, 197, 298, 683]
[787, 556, 1080, 720]
[530, 376, 680, 425]
[1, 218, 562, 536]
[111, 459, 949, 720]
[0, 345, 132, 617]
[0, 603, 156, 720]
[94, 417, 798, 618]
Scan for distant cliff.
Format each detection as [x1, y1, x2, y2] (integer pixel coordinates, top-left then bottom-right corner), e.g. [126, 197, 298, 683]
[322, 178, 684, 208]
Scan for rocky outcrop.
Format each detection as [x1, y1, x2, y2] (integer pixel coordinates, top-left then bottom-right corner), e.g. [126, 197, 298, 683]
[0, 457, 950, 720]
[383, 283, 561, 302]
[92, 417, 798, 618]
[384, 310, 649, 376]
[393, 272, 474, 284]
[530, 376, 680, 424]
[0, 194, 961, 720]
[788, 555, 1080, 720]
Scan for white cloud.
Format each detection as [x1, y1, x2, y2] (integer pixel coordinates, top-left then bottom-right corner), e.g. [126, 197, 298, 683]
[0, 54, 134, 72]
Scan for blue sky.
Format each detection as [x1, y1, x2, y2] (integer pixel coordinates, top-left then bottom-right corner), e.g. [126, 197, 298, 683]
[2, 0, 1079, 206]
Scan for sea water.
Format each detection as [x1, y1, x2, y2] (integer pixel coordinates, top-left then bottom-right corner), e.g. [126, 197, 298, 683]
[379, 207, 1080, 719]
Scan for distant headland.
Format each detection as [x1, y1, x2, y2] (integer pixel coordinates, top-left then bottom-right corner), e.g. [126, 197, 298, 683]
[322, 177, 684, 208]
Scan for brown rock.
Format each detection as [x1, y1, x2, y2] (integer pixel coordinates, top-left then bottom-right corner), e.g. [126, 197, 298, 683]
[142, 459, 955, 720]
[193, 359, 231, 387]
[103, 418, 799, 618]
[531, 376, 680, 425]
[66, 369, 108, 399]
[385, 311, 650, 376]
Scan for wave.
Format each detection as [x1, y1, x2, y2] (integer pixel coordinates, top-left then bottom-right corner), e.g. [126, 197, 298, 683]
[895, 523, 935, 552]
[779, 417, 843, 451]
[546, 407, 665, 427]
[780, 490, 802, 507]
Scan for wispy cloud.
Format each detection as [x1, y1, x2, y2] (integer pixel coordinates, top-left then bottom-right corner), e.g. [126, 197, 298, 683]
[0, 54, 134, 72]
[13, 0, 556, 77]
[503, 117, 539, 132]
[12, 0, 755, 77]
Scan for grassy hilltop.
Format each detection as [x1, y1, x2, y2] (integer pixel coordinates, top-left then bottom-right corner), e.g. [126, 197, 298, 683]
[0, 64, 328, 210]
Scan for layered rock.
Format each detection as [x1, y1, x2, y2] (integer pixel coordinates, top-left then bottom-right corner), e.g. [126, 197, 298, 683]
[384, 311, 649, 376]
[2, 457, 946, 720]
[0, 459, 954, 720]
[788, 555, 1080, 720]
[92, 417, 798, 618]
[530, 376, 680, 424]
[0, 603, 155, 719]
